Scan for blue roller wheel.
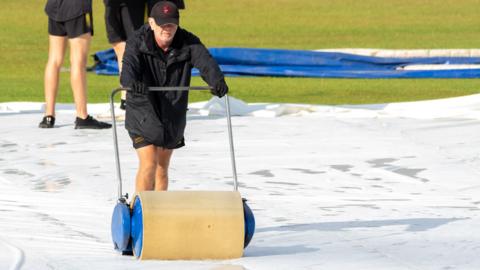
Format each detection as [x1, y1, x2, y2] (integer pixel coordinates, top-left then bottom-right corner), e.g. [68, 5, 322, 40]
[111, 201, 131, 252]
[243, 199, 255, 248]
[131, 196, 144, 258]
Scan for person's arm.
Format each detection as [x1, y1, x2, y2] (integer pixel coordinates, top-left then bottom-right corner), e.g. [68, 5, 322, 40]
[120, 37, 143, 87]
[188, 34, 226, 91]
[120, 35, 149, 96]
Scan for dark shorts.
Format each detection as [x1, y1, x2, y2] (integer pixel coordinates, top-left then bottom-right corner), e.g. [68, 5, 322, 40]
[128, 132, 185, 150]
[105, 3, 146, 44]
[48, 13, 94, 38]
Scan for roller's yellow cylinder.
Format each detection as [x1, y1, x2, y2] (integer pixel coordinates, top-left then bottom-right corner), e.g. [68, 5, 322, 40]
[134, 191, 245, 260]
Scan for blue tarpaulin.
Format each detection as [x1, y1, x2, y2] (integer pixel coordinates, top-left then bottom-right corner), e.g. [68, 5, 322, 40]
[93, 49, 119, 76]
[93, 47, 480, 78]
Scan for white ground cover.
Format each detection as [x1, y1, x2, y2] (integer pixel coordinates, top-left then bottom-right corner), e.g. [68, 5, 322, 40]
[0, 94, 479, 270]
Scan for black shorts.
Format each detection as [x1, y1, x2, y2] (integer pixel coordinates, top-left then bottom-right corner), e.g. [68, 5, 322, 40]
[105, 3, 146, 44]
[48, 13, 94, 38]
[128, 132, 185, 150]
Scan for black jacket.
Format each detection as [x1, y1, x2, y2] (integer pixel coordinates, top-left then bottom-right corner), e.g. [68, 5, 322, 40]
[121, 25, 225, 148]
[45, 0, 92, 22]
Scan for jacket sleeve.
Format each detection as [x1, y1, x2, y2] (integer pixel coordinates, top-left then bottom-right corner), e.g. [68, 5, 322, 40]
[120, 36, 143, 87]
[188, 34, 225, 87]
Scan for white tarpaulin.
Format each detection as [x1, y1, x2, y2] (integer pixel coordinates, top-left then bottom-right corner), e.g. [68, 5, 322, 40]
[0, 95, 479, 269]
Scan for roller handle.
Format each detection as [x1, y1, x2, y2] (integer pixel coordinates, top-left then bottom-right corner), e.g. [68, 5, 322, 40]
[110, 86, 239, 201]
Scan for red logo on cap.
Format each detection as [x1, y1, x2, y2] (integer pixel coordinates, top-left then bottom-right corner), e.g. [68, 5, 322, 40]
[163, 5, 171, 14]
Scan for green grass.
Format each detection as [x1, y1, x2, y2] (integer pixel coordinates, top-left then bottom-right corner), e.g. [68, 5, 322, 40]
[183, 0, 480, 49]
[0, 0, 479, 104]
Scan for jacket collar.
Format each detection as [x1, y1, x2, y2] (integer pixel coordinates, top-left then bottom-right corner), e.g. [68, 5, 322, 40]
[138, 25, 185, 57]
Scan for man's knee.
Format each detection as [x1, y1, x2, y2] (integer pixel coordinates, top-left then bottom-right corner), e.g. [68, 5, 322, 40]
[156, 160, 170, 171]
[139, 162, 157, 176]
[156, 149, 173, 167]
[69, 51, 88, 66]
[69, 60, 88, 70]
[47, 57, 64, 68]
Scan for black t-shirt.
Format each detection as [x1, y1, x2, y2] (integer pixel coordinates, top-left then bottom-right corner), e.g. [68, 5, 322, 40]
[45, 0, 92, 22]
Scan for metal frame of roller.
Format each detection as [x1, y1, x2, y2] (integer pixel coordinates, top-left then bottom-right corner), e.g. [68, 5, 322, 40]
[110, 87, 255, 260]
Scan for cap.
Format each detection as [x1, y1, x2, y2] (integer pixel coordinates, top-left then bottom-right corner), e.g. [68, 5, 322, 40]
[150, 1, 179, 26]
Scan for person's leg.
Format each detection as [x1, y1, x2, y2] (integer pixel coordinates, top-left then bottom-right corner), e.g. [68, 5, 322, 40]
[135, 145, 158, 192]
[44, 35, 67, 117]
[68, 33, 91, 119]
[111, 42, 127, 103]
[112, 41, 126, 72]
[154, 148, 173, 191]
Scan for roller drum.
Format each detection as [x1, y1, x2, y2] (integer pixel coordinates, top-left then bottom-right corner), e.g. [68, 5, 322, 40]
[131, 191, 245, 260]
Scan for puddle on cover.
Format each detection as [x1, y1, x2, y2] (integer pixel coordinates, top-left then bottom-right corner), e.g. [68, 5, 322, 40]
[249, 170, 274, 177]
[0, 143, 17, 148]
[289, 168, 326, 174]
[265, 181, 300, 186]
[3, 169, 34, 177]
[32, 175, 71, 192]
[367, 158, 429, 182]
[330, 164, 353, 172]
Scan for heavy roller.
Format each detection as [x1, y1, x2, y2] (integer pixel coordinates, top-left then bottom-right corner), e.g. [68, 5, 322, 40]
[109, 87, 255, 260]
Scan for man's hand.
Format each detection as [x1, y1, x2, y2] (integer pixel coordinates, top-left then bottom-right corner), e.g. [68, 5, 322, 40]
[131, 81, 147, 96]
[211, 80, 229, 98]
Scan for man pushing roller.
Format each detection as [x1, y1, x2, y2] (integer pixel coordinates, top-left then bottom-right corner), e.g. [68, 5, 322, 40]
[120, 1, 228, 192]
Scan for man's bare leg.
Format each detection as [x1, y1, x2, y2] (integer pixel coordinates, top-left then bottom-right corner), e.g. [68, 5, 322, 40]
[154, 148, 173, 191]
[44, 35, 67, 117]
[69, 33, 91, 119]
[135, 145, 158, 192]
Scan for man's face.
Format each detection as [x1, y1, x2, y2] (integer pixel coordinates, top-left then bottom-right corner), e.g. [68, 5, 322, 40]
[150, 19, 178, 43]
